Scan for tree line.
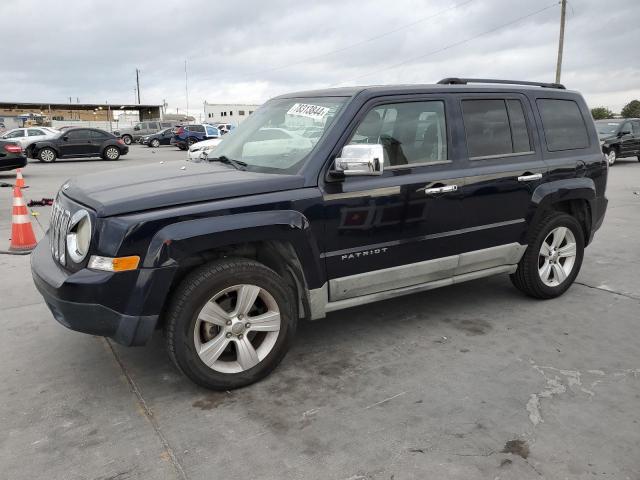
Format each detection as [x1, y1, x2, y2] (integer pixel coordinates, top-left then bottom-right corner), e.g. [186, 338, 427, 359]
[591, 100, 640, 120]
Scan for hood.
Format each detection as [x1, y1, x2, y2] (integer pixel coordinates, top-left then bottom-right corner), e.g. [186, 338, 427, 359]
[190, 138, 222, 150]
[62, 160, 305, 217]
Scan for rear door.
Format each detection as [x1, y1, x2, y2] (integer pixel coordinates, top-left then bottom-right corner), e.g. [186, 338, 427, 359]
[27, 128, 48, 143]
[455, 94, 546, 266]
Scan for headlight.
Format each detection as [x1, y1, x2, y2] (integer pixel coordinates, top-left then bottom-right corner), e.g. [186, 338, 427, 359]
[66, 209, 91, 263]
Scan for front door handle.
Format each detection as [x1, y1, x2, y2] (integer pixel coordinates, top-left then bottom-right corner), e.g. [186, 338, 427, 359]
[424, 184, 458, 195]
[517, 173, 543, 182]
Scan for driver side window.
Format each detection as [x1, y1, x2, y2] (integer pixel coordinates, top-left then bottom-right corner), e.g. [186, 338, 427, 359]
[348, 101, 447, 167]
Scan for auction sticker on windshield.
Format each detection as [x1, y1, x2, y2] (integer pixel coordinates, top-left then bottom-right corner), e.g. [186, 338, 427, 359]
[287, 103, 330, 119]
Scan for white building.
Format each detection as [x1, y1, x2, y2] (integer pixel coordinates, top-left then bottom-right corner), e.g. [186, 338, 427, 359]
[203, 102, 261, 126]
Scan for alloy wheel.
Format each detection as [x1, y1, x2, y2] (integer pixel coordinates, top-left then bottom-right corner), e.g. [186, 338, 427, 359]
[105, 147, 119, 159]
[538, 226, 577, 287]
[40, 149, 55, 162]
[606, 150, 616, 165]
[193, 284, 281, 374]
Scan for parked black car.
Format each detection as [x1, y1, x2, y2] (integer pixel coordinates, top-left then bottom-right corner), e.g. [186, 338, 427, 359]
[31, 78, 608, 390]
[30, 128, 128, 163]
[595, 118, 640, 165]
[141, 128, 174, 148]
[0, 140, 26, 171]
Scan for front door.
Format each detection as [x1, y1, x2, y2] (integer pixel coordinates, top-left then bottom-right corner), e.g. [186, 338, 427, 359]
[618, 121, 635, 156]
[454, 94, 547, 268]
[321, 96, 469, 302]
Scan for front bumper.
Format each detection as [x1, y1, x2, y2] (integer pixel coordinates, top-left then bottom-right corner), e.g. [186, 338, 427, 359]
[30, 236, 175, 346]
[187, 148, 209, 161]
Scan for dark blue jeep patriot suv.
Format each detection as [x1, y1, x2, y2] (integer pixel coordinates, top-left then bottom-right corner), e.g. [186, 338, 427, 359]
[31, 78, 608, 390]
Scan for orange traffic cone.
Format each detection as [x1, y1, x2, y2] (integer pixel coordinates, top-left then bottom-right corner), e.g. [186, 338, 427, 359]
[9, 186, 37, 252]
[15, 169, 25, 188]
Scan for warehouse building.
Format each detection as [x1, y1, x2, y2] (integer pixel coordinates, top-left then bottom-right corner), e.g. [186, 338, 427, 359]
[0, 101, 163, 132]
[203, 102, 261, 125]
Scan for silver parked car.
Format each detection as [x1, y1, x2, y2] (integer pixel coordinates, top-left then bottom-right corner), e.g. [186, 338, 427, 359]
[1, 127, 59, 156]
[114, 120, 178, 145]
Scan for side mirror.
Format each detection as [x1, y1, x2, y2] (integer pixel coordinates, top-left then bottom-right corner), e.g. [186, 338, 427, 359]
[619, 130, 631, 136]
[334, 144, 384, 176]
[62, 135, 69, 141]
[134, 126, 140, 131]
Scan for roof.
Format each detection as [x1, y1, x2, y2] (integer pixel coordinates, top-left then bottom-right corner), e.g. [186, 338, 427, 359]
[276, 82, 579, 100]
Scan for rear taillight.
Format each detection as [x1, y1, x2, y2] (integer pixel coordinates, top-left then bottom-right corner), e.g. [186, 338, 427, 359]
[3, 144, 22, 154]
[117, 139, 125, 145]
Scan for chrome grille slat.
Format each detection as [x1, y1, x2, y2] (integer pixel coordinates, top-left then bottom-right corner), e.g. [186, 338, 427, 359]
[49, 202, 71, 266]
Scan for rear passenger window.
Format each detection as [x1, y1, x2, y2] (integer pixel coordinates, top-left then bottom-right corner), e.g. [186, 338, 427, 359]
[537, 99, 589, 151]
[462, 99, 531, 158]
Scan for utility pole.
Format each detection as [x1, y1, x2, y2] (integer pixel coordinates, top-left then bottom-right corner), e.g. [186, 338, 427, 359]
[136, 68, 141, 104]
[185, 59, 189, 118]
[555, 0, 567, 84]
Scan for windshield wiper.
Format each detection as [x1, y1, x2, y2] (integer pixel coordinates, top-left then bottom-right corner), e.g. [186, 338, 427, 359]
[207, 155, 247, 170]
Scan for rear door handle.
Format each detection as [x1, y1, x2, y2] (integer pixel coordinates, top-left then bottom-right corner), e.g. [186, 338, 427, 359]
[424, 185, 458, 195]
[517, 173, 542, 182]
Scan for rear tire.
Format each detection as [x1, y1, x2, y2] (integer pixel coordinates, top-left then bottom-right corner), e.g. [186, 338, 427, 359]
[510, 212, 584, 299]
[121, 135, 132, 145]
[38, 147, 56, 163]
[103, 146, 121, 160]
[165, 258, 297, 390]
[187, 137, 197, 147]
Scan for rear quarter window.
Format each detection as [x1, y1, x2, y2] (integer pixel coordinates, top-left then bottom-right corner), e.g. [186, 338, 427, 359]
[537, 98, 589, 151]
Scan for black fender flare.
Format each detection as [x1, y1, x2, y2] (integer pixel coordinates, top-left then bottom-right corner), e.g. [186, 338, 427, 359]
[142, 209, 324, 288]
[528, 177, 596, 237]
[35, 143, 60, 158]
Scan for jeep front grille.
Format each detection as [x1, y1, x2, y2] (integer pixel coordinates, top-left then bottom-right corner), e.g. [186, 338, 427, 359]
[50, 202, 71, 265]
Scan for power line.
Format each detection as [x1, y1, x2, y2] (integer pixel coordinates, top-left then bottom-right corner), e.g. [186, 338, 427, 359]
[238, 0, 476, 79]
[332, 1, 560, 87]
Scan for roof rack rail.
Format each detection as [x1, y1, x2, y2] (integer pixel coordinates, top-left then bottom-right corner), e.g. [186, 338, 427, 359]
[437, 77, 566, 90]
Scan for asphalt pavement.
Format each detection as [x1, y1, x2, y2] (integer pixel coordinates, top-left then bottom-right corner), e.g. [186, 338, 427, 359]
[1, 146, 639, 480]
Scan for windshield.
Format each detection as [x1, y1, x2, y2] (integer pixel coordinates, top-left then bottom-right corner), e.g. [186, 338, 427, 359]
[210, 96, 348, 173]
[595, 121, 621, 135]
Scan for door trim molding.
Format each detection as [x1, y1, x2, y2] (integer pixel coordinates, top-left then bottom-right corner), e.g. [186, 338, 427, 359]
[309, 242, 527, 319]
[320, 219, 525, 259]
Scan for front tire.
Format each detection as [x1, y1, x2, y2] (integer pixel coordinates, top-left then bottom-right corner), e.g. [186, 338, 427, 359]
[38, 147, 57, 163]
[150, 138, 160, 148]
[605, 148, 617, 165]
[165, 258, 296, 390]
[121, 135, 132, 145]
[510, 212, 584, 299]
[103, 146, 121, 160]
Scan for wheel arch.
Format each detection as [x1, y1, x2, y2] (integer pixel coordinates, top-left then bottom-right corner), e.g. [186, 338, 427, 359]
[141, 211, 323, 325]
[37, 143, 60, 157]
[530, 178, 595, 245]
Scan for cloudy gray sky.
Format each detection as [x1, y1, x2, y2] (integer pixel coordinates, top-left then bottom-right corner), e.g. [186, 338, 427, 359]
[2, 0, 639, 116]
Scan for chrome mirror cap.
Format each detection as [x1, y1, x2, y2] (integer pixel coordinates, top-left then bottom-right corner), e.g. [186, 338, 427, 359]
[334, 144, 384, 176]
